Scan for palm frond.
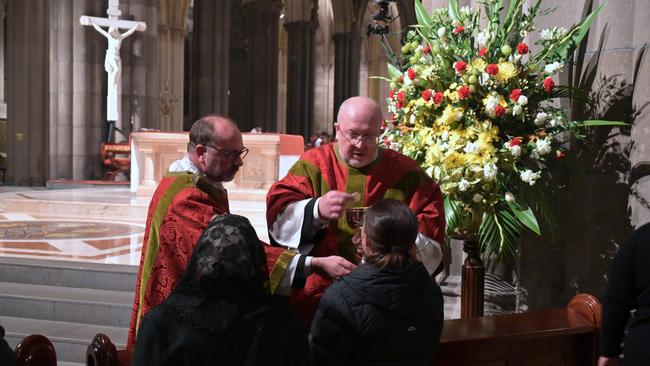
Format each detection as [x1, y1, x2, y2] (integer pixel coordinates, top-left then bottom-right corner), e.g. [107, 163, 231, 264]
[479, 207, 523, 262]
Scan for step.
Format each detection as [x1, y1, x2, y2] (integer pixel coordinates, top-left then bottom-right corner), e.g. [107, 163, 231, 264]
[0, 257, 137, 292]
[2, 316, 126, 364]
[0, 282, 132, 327]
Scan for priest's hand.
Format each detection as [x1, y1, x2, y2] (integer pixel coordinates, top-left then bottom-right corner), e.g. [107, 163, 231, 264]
[311, 255, 357, 279]
[597, 357, 620, 366]
[317, 191, 357, 220]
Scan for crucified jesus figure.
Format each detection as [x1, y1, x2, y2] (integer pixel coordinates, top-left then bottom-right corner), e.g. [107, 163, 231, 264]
[89, 19, 140, 91]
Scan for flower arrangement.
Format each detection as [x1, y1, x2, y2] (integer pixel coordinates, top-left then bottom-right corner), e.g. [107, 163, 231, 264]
[381, 0, 621, 261]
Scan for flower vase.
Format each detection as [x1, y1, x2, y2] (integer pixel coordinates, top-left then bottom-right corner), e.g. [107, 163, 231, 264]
[458, 237, 485, 318]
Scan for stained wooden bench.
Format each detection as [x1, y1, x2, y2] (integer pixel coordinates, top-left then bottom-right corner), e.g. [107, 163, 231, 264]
[435, 293, 601, 365]
[86, 293, 601, 366]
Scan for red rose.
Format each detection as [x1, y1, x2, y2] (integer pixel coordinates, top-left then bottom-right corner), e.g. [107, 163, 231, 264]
[508, 137, 523, 147]
[458, 86, 471, 99]
[421, 89, 432, 101]
[407, 68, 417, 80]
[486, 63, 499, 76]
[543, 77, 555, 92]
[556, 150, 566, 159]
[388, 89, 395, 99]
[478, 48, 488, 57]
[453, 26, 465, 35]
[453, 60, 467, 73]
[495, 105, 506, 117]
[516, 43, 529, 55]
[433, 91, 444, 105]
[422, 44, 431, 55]
[509, 89, 522, 102]
[396, 101, 403, 109]
[397, 90, 405, 104]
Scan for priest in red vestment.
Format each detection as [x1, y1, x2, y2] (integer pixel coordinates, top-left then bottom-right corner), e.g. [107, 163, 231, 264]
[126, 115, 251, 348]
[266, 97, 446, 325]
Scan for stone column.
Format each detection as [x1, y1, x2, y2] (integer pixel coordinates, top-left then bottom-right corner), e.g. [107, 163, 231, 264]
[243, 0, 281, 133]
[189, 0, 230, 127]
[6, 0, 49, 185]
[0, 0, 6, 119]
[284, 20, 315, 138]
[332, 30, 361, 119]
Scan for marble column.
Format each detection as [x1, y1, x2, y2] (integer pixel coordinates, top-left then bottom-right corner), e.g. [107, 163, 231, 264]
[6, 0, 49, 185]
[242, 0, 281, 133]
[332, 30, 362, 119]
[284, 20, 315, 138]
[189, 0, 230, 127]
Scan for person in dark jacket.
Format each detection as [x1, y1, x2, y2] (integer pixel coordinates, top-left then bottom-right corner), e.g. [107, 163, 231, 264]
[133, 214, 309, 366]
[310, 199, 444, 365]
[0, 325, 16, 366]
[599, 223, 650, 366]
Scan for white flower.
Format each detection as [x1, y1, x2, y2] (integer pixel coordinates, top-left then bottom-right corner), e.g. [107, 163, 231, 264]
[479, 72, 490, 86]
[534, 112, 548, 125]
[476, 30, 490, 48]
[458, 179, 470, 192]
[520, 169, 542, 186]
[473, 193, 483, 203]
[535, 137, 552, 156]
[454, 111, 463, 121]
[483, 162, 498, 179]
[508, 54, 522, 64]
[485, 94, 500, 112]
[437, 27, 446, 38]
[409, 114, 416, 124]
[510, 145, 522, 157]
[517, 95, 528, 106]
[441, 130, 449, 141]
[512, 104, 523, 116]
[556, 27, 568, 38]
[464, 142, 480, 154]
[540, 28, 553, 40]
[440, 142, 449, 151]
[549, 118, 563, 127]
[544, 62, 564, 74]
[505, 192, 516, 202]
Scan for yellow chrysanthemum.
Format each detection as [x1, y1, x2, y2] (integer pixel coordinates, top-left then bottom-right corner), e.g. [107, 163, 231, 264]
[469, 58, 487, 73]
[494, 61, 517, 83]
[444, 90, 460, 103]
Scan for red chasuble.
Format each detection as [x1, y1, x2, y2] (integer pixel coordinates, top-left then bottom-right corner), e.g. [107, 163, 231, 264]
[126, 173, 230, 349]
[266, 142, 446, 324]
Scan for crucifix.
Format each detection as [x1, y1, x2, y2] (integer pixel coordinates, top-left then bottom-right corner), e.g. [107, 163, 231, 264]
[80, 0, 146, 142]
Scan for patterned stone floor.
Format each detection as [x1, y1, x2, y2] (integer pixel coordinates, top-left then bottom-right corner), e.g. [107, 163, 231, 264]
[0, 185, 268, 265]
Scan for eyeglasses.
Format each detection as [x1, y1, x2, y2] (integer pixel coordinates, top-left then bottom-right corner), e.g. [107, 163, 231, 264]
[340, 131, 380, 145]
[205, 144, 249, 161]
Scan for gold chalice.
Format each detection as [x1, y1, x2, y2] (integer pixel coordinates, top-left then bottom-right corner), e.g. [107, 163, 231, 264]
[345, 207, 368, 230]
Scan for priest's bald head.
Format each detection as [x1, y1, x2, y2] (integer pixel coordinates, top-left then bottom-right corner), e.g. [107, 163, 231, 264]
[335, 97, 383, 168]
[188, 115, 247, 182]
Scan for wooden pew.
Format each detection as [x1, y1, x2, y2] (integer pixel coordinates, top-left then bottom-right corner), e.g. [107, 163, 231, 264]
[14, 334, 57, 366]
[435, 293, 602, 365]
[86, 294, 601, 366]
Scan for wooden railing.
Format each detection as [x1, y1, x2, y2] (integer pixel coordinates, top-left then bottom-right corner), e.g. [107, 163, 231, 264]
[84, 293, 601, 366]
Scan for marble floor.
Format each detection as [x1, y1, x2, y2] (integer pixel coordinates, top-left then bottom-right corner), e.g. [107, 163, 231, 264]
[0, 185, 268, 265]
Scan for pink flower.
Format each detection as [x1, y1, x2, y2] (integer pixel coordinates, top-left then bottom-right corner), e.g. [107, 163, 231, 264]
[509, 89, 522, 102]
[422, 44, 431, 55]
[453, 61, 467, 73]
[458, 86, 471, 99]
[408, 68, 417, 80]
[516, 43, 529, 55]
[486, 64, 499, 76]
[543, 77, 555, 92]
[433, 91, 444, 105]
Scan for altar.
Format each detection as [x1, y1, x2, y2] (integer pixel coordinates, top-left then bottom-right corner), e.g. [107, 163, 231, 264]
[130, 131, 304, 197]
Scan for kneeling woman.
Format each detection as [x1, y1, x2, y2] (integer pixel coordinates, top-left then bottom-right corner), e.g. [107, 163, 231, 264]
[310, 199, 444, 365]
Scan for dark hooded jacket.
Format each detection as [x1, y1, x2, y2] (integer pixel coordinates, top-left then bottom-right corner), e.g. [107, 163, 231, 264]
[133, 214, 308, 366]
[310, 260, 444, 366]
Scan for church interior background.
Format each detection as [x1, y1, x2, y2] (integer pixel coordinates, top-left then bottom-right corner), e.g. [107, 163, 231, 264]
[0, 0, 649, 362]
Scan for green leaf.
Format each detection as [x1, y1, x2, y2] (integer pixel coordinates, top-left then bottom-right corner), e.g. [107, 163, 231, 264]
[575, 119, 629, 126]
[369, 76, 391, 81]
[507, 201, 541, 235]
[448, 0, 460, 21]
[444, 197, 463, 240]
[387, 63, 401, 79]
[414, 0, 432, 34]
[556, 2, 607, 59]
[478, 207, 522, 261]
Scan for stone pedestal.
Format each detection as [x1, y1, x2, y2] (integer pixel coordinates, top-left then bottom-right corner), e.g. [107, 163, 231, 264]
[130, 132, 189, 196]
